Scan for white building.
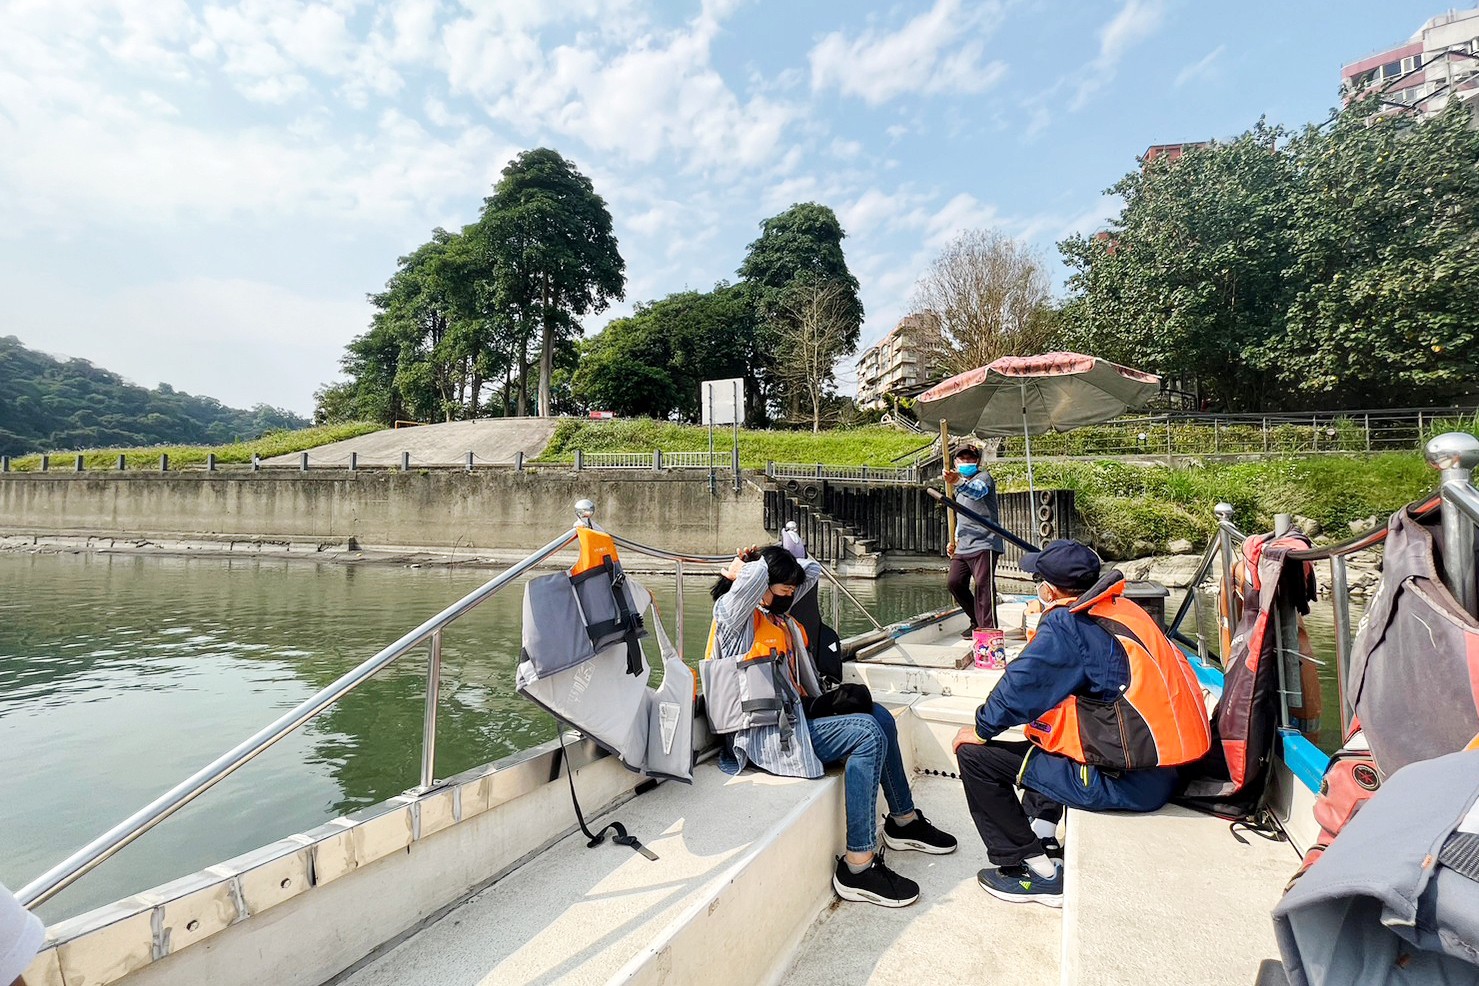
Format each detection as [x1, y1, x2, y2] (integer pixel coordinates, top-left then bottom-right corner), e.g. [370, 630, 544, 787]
[1342, 7, 1479, 119]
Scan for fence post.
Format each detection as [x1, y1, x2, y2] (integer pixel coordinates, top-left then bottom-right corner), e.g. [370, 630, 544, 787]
[206, 453, 216, 472]
[159, 454, 168, 472]
[861, 465, 870, 482]
[574, 449, 584, 472]
[815, 463, 823, 479]
[1312, 415, 1318, 452]
[732, 446, 741, 492]
[1165, 415, 1173, 464]
[766, 460, 775, 479]
[1262, 418, 1269, 454]
[1, 456, 7, 472]
[1418, 411, 1425, 441]
[1213, 419, 1219, 454]
[514, 450, 524, 472]
[75, 454, 84, 472]
[1364, 413, 1371, 452]
[300, 452, 309, 472]
[252, 453, 261, 472]
[401, 451, 410, 472]
[465, 451, 474, 473]
[653, 450, 662, 472]
[348, 451, 357, 472]
[40, 455, 48, 472]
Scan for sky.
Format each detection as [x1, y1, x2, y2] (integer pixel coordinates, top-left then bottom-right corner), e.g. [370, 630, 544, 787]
[0, 0, 1450, 414]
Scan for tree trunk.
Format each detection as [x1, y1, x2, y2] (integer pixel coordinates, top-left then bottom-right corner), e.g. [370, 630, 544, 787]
[468, 367, 483, 419]
[538, 274, 553, 417]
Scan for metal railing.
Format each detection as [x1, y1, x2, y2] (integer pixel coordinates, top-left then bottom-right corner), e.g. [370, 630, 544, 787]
[767, 462, 921, 485]
[1165, 432, 1479, 740]
[18, 500, 882, 910]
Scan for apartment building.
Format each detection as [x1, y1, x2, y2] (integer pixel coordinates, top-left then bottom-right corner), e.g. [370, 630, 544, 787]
[1341, 7, 1479, 118]
[855, 314, 943, 411]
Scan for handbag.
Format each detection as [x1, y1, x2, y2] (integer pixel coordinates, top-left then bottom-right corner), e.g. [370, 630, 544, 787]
[803, 681, 874, 719]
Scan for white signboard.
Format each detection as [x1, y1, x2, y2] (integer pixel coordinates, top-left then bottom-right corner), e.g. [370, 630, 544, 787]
[701, 378, 745, 426]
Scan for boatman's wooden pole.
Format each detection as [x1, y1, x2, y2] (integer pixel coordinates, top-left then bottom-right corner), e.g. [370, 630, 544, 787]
[941, 420, 956, 548]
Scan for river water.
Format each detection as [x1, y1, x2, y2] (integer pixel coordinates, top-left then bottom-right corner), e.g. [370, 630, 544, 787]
[0, 551, 1359, 923]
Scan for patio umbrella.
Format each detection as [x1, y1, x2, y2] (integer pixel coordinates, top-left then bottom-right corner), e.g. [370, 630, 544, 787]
[916, 351, 1161, 497]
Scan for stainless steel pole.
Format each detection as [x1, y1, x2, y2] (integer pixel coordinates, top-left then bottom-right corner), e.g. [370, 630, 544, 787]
[1329, 556, 1354, 735]
[419, 630, 443, 790]
[17, 526, 580, 908]
[674, 558, 686, 660]
[1426, 433, 1479, 618]
[1215, 503, 1237, 664]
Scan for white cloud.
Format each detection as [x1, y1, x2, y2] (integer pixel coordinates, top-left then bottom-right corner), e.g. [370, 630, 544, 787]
[809, 0, 1008, 105]
[1174, 44, 1225, 88]
[1070, 0, 1166, 111]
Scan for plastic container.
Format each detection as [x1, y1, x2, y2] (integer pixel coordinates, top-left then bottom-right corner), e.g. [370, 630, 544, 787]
[972, 628, 1006, 670]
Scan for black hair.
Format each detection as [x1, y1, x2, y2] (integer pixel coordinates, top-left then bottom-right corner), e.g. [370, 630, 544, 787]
[953, 445, 981, 462]
[710, 544, 806, 601]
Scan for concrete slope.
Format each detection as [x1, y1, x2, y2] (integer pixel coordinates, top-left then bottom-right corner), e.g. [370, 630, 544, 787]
[264, 418, 562, 467]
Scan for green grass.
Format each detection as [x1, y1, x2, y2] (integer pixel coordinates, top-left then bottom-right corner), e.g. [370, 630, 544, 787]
[995, 454, 1434, 558]
[6, 422, 383, 472]
[538, 420, 932, 469]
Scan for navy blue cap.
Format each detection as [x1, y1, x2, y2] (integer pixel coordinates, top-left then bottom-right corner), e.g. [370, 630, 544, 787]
[1019, 539, 1102, 591]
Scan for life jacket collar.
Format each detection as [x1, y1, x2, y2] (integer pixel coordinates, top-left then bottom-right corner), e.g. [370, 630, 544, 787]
[1067, 570, 1126, 613]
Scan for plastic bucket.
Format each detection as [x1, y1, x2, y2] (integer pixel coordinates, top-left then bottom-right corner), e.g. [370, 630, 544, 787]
[972, 628, 1006, 670]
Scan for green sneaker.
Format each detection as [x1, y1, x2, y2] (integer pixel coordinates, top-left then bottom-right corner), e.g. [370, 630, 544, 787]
[977, 864, 1063, 907]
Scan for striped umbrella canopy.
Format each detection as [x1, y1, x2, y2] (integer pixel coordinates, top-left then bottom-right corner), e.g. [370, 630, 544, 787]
[917, 351, 1160, 495]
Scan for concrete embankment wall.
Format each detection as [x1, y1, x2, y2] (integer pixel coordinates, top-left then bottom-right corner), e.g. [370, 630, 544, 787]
[0, 470, 767, 556]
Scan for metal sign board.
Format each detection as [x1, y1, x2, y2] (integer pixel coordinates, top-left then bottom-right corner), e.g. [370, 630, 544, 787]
[701, 378, 745, 426]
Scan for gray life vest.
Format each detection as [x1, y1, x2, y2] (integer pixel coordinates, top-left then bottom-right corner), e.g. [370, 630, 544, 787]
[699, 610, 810, 752]
[516, 531, 694, 783]
[1274, 749, 1479, 986]
[1349, 507, 1479, 774]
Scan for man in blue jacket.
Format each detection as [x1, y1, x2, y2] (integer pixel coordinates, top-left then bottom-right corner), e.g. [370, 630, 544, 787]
[952, 540, 1191, 908]
[943, 444, 1002, 638]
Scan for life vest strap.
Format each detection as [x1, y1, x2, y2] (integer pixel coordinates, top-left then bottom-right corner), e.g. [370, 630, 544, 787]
[741, 698, 783, 713]
[556, 724, 658, 862]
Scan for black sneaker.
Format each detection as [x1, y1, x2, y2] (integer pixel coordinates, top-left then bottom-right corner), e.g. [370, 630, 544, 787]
[1040, 837, 1064, 861]
[833, 854, 920, 907]
[977, 863, 1063, 907]
[960, 627, 974, 639]
[883, 810, 958, 855]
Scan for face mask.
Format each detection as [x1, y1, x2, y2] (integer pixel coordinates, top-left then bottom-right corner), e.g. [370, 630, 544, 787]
[764, 592, 795, 615]
[1036, 583, 1053, 605]
[955, 462, 979, 478]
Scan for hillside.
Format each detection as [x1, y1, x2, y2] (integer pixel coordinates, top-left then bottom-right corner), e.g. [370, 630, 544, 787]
[0, 336, 307, 456]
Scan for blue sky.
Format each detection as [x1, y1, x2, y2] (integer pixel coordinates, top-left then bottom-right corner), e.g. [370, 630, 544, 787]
[0, 0, 1446, 414]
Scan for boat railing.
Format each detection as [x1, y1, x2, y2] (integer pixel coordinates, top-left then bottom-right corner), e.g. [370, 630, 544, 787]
[1166, 432, 1479, 742]
[17, 499, 882, 911]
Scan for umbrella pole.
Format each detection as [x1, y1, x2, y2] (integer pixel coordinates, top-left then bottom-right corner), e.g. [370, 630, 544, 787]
[941, 420, 956, 550]
[1021, 383, 1037, 502]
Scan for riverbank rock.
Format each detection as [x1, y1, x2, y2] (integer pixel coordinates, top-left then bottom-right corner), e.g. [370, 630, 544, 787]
[1119, 553, 1206, 589]
[1311, 544, 1384, 597]
[1167, 538, 1194, 555]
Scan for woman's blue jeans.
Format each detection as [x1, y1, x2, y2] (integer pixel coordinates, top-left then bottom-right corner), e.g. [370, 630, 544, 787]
[808, 703, 916, 853]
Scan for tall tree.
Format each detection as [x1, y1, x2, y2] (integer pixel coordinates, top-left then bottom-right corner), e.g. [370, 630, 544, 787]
[912, 228, 1058, 374]
[475, 149, 625, 417]
[771, 279, 857, 432]
[737, 203, 863, 420]
[1058, 122, 1295, 410]
[572, 284, 756, 421]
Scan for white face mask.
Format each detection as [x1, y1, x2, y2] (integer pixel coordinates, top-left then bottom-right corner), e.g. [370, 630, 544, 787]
[1036, 583, 1054, 605]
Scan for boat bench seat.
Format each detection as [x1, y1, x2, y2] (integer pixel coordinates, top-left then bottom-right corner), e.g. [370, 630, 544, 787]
[337, 757, 848, 986]
[1062, 804, 1298, 986]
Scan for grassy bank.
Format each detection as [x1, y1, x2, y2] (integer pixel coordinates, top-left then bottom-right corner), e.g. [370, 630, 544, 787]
[6, 422, 382, 471]
[539, 420, 931, 468]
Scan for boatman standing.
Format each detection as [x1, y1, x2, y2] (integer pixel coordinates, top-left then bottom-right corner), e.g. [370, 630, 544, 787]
[943, 444, 1002, 639]
[951, 540, 1211, 907]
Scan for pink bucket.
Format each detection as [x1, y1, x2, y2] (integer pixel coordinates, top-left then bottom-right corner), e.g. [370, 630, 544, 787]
[972, 628, 1006, 670]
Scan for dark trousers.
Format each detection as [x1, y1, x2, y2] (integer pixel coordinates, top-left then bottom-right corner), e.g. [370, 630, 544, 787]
[957, 740, 1063, 867]
[947, 550, 998, 629]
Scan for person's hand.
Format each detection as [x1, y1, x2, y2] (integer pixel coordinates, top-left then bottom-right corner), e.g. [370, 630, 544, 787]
[952, 725, 986, 754]
[736, 544, 760, 562]
[721, 555, 746, 581]
[947, 540, 957, 558]
[943, 469, 961, 486]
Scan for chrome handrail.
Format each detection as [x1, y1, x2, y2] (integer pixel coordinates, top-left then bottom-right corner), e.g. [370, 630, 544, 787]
[24, 503, 891, 910]
[1165, 433, 1479, 741]
[17, 527, 581, 909]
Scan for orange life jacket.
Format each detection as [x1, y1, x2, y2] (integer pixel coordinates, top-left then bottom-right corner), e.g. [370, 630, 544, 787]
[704, 610, 809, 695]
[571, 526, 619, 576]
[1023, 581, 1211, 770]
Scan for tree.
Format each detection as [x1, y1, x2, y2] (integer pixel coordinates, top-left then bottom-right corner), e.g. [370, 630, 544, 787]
[475, 149, 625, 417]
[1058, 122, 1295, 410]
[770, 280, 857, 432]
[571, 284, 757, 421]
[737, 203, 863, 420]
[912, 228, 1058, 375]
[1270, 99, 1479, 405]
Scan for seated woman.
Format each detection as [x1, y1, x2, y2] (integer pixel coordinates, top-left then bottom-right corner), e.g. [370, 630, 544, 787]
[709, 544, 957, 908]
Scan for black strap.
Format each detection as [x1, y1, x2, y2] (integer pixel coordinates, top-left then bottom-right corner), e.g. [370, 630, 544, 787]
[603, 557, 645, 676]
[772, 655, 796, 753]
[556, 725, 658, 861]
[741, 698, 783, 712]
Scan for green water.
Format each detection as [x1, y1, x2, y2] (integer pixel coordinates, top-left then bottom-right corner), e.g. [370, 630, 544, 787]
[0, 552, 951, 922]
[0, 551, 1357, 923]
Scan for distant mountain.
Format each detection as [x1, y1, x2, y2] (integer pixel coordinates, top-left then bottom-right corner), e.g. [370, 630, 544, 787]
[0, 336, 309, 456]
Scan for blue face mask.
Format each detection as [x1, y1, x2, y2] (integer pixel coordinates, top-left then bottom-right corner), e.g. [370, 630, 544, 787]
[955, 462, 979, 478]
